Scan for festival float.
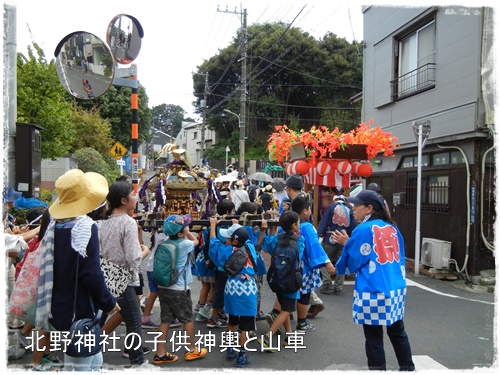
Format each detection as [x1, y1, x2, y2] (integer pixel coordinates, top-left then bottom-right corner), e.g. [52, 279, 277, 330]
[137, 144, 215, 230]
[267, 120, 398, 224]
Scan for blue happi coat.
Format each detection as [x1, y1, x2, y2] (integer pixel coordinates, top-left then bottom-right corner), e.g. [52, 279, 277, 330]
[336, 218, 407, 326]
[209, 238, 258, 317]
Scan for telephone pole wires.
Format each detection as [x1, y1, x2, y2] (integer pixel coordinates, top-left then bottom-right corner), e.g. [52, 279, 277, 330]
[217, 5, 247, 174]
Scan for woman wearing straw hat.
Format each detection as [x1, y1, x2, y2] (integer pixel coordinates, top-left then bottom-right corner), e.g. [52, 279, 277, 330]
[37, 169, 120, 371]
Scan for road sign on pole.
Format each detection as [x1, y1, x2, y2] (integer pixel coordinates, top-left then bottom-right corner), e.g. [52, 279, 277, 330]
[110, 141, 128, 159]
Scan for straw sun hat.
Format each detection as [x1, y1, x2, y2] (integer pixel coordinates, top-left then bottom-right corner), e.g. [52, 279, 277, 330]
[49, 169, 109, 219]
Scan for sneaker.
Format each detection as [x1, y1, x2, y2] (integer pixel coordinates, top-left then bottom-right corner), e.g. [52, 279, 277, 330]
[218, 311, 228, 322]
[207, 317, 227, 328]
[153, 352, 178, 364]
[258, 335, 276, 353]
[15, 332, 29, 349]
[226, 347, 237, 359]
[319, 283, 336, 295]
[7, 346, 25, 360]
[185, 347, 207, 361]
[198, 307, 211, 319]
[235, 353, 251, 368]
[142, 318, 159, 328]
[123, 346, 152, 358]
[195, 313, 207, 322]
[194, 303, 203, 313]
[265, 311, 283, 335]
[296, 321, 316, 332]
[170, 319, 182, 328]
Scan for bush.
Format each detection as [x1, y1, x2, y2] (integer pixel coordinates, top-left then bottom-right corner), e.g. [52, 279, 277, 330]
[73, 147, 120, 185]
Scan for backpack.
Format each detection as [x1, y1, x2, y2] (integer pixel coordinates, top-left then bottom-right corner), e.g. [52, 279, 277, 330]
[248, 185, 258, 202]
[153, 238, 182, 288]
[266, 233, 302, 294]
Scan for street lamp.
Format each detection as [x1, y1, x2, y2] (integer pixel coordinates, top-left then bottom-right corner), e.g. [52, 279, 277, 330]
[225, 146, 230, 172]
[412, 120, 431, 275]
[223, 109, 244, 173]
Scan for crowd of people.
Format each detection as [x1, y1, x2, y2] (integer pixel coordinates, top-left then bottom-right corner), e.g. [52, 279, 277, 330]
[4, 167, 414, 371]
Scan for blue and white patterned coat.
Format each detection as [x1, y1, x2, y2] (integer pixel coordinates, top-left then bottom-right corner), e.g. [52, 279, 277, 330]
[209, 238, 258, 317]
[335, 219, 407, 326]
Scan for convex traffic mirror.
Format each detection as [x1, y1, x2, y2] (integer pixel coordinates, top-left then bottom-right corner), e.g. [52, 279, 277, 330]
[54, 31, 115, 100]
[106, 14, 144, 64]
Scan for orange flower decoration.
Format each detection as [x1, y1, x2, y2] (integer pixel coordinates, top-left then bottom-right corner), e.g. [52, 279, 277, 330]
[267, 120, 398, 165]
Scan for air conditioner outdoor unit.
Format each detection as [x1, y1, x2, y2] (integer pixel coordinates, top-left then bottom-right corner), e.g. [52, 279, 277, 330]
[421, 238, 452, 269]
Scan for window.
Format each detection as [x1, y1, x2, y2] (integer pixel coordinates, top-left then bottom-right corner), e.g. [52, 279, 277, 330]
[405, 173, 449, 213]
[401, 155, 429, 168]
[193, 131, 198, 140]
[392, 19, 436, 100]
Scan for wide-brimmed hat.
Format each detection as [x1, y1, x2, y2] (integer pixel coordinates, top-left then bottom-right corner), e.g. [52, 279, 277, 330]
[3, 184, 22, 203]
[49, 169, 109, 219]
[163, 214, 192, 236]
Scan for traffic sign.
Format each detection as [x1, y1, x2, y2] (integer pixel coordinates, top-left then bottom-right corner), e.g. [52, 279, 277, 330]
[110, 142, 128, 159]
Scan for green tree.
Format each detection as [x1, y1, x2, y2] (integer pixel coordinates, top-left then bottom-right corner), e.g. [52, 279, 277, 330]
[77, 84, 153, 148]
[193, 23, 363, 158]
[17, 43, 76, 159]
[69, 105, 115, 155]
[151, 104, 186, 137]
[73, 147, 120, 185]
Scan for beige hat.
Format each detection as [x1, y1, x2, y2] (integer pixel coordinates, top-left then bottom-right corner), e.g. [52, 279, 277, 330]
[49, 169, 109, 219]
[236, 180, 245, 189]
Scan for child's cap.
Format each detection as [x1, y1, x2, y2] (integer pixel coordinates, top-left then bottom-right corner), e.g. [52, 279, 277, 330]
[219, 223, 248, 243]
[163, 214, 192, 236]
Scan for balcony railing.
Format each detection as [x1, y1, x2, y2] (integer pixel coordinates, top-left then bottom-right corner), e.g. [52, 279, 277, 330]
[391, 63, 436, 101]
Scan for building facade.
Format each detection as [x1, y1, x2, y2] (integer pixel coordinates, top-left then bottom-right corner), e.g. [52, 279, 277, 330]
[361, 6, 495, 276]
[175, 121, 216, 167]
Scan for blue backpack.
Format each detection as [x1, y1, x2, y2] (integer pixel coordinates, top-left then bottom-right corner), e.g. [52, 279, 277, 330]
[266, 233, 302, 294]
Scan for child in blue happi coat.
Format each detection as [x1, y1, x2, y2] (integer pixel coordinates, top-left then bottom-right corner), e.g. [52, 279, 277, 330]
[290, 196, 335, 332]
[209, 219, 258, 368]
[236, 202, 267, 320]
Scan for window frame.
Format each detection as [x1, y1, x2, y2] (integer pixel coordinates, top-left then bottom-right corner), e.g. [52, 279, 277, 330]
[391, 16, 437, 101]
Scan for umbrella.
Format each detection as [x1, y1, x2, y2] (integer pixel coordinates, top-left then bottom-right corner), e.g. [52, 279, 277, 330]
[214, 175, 238, 183]
[272, 177, 286, 192]
[248, 172, 274, 183]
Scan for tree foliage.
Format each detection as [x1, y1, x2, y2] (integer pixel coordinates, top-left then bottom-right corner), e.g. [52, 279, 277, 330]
[77, 84, 153, 148]
[69, 105, 115, 155]
[193, 22, 363, 159]
[151, 104, 186, 137]
[17, 44, 76, 159]
[73, 147, 120, 185]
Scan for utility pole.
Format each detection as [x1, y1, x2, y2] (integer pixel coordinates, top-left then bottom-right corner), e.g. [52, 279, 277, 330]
[201, 72, 208, 165]
[218, 5, 247, 174]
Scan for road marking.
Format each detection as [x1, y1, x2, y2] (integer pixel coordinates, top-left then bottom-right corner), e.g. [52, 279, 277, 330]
[343, 280, 494, 305]
[406, 279, 495, 305]
[412, 355, 447, 369]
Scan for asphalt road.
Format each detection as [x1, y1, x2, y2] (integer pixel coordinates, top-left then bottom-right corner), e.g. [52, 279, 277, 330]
[6, 228, 497, 372]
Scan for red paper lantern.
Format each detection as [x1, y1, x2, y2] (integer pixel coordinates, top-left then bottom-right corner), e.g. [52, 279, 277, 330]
[285, 163, 293, 176]
[357, 163, 373, 177]
[317, 161, 331, 176]
[295, 160, 310, 175]
[351, 162, 362, 175]
[337, 161, 352, 175]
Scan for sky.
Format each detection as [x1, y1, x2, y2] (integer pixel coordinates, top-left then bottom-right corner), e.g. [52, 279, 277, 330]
[7, 0, 367, 119]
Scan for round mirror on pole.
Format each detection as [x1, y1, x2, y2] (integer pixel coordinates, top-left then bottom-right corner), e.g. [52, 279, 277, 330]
[54, 31, 115, 100]
[106, 14, 144, 64]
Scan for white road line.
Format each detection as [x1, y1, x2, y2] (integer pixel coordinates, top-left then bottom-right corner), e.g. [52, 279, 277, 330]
[342, 280, 494, 305]
[412, 355, 448, 369]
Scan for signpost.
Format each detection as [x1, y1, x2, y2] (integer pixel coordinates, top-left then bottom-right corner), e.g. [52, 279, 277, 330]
[110, 141, 128, 176]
